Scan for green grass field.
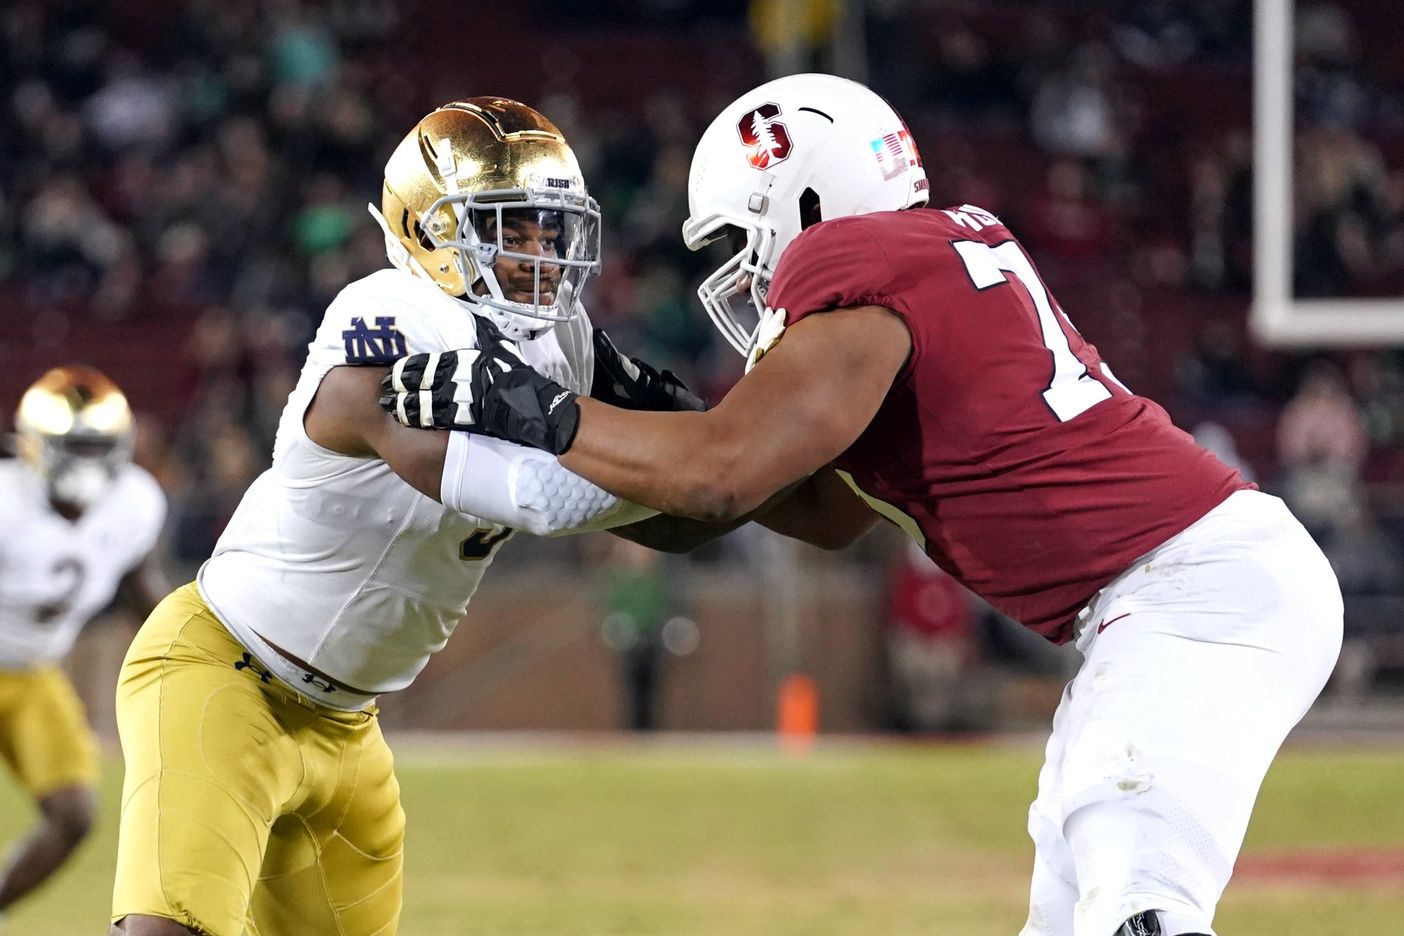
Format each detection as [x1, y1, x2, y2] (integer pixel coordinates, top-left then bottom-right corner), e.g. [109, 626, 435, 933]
[3, 738, 1400, 934]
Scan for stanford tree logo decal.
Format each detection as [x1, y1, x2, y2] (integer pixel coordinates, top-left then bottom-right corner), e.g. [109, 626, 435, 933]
[737, 103, 792, 170]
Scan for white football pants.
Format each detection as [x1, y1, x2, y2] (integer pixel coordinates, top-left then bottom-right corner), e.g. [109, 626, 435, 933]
[1020, 490, 1343, 936]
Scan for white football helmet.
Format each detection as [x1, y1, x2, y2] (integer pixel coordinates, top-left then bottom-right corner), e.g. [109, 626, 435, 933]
[15, 365, 135, 509]
[683, 74, 929, 356]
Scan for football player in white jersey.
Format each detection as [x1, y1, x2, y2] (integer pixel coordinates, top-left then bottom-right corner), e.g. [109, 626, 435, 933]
[0, 366, 167, 924]
[110, 98, 835, 936]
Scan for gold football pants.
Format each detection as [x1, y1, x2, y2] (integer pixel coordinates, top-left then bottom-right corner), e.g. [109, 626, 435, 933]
[0, 664, 100, 798]
[112, 583, 404, 935]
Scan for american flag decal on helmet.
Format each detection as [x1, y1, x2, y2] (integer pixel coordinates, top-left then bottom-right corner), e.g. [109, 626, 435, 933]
[871, 129, 920, 181]
[737, 103, 792, 170]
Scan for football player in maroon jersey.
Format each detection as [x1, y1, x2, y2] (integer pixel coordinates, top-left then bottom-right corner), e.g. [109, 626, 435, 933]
[381, 74, 1343, 936]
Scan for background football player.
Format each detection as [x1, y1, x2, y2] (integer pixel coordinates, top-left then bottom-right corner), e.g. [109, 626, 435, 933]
[110, 97, 815, 936]
[382, 75, 1344, 936]
[0, 366, 167, 924]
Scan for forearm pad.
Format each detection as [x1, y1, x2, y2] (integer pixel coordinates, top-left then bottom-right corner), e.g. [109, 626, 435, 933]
[440, 431, 657, 536]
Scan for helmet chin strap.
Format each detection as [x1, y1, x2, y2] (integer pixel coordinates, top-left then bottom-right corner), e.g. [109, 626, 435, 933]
[476, 278, 575, 342]
[480, 305, 546, 342]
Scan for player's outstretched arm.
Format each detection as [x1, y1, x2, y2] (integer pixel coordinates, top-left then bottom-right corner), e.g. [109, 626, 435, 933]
[586, 327, 791, 550]
[372, 306, 908, 535]
[561, 305, 910, 522]
[606, 465, 878, 553]
[306, 365, 660, 536]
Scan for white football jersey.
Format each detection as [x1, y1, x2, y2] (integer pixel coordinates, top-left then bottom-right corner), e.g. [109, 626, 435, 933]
[0, 459, 166, 668]
[197, 268, 595, 696]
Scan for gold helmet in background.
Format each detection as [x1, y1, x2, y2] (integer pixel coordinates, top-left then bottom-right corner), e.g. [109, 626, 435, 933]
[370, 98, 602, 341]
[15, 365, 134, 508]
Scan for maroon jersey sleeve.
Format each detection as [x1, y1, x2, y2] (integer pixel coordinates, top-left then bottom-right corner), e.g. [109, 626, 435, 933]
[768, 217, 896, 316]
[766, 216, 930, 368]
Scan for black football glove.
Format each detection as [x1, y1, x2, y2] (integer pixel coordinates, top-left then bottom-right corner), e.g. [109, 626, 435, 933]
[378, 326, 581, 455]
[590, 329, 707, 413]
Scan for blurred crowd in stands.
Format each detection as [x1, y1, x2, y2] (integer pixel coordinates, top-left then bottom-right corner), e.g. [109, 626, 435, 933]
[2, 0, 1403, 716]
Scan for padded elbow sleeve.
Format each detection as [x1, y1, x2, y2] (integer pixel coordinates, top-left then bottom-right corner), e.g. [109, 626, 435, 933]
[440, 432, 656, 536]
[511, 456, 656, 535]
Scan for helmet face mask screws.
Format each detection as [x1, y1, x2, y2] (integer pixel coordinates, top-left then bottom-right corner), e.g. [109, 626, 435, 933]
[372, 98, 602, 342]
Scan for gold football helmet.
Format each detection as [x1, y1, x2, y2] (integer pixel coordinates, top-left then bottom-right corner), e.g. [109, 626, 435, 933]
[371, 98, 602, 341]
[15, 365, 134, 508]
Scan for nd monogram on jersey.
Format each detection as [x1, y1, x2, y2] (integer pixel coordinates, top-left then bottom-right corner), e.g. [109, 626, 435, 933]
[0, 460, 166, 667]
[766, 205, 1251, 642]
[198, 268, 595, 694]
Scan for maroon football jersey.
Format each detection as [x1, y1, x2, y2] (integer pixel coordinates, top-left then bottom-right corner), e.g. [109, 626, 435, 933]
[765, 204, 1252, 642]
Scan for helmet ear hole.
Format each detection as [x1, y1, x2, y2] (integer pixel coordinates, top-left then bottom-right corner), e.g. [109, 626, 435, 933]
[799, 187, 823, 230]
[411, 218, 434, 251]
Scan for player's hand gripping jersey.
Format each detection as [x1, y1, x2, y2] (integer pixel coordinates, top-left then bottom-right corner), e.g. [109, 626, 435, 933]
[0, 460, 165, 667]
[764, 205, 1251, 641]
[198, 267, 612, 697]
